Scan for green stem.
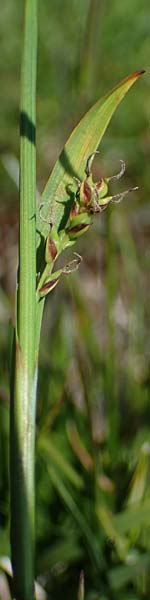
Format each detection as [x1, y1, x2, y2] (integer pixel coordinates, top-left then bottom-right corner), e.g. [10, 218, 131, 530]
[10, 1, 37, 599]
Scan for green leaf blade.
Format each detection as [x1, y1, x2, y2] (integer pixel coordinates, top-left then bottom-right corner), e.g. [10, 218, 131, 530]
[38, 70, 145, 241]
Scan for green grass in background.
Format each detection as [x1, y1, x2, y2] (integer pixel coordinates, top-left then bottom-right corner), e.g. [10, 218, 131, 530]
[0, 0, 149, 598]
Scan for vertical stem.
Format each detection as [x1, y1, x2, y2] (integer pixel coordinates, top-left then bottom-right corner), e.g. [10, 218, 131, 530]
[10, 1, 38, 599]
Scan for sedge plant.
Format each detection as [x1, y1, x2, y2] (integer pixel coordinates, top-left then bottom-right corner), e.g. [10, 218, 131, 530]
[9, 0, 145, 598]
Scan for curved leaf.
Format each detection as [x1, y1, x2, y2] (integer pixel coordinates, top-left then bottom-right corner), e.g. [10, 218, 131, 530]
[37, 70, 145, 243]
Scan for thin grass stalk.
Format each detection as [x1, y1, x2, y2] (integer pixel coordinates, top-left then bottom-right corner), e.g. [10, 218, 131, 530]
[10, 0, 38, 598]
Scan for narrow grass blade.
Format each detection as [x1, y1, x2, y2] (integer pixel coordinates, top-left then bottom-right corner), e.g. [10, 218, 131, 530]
[38, 435, 84, 489]
[10, 1, 38, 598]
[47, 465, 103, 571]
[96, 505, 129, 561]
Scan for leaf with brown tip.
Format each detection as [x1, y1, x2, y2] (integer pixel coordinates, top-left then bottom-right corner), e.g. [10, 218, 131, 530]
[37, 70, 145, 247]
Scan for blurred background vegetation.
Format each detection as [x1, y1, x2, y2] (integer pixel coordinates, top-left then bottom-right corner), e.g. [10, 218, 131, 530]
[0, 1, 150, 598]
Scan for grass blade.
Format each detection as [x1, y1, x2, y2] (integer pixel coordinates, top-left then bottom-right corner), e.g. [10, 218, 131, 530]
[10, 1, 38, 598]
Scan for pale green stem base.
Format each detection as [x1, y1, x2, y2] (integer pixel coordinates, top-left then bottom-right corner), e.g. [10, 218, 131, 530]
[10, 1, 38, 598]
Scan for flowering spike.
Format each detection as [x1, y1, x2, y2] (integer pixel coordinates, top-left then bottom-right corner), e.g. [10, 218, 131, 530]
[38, 153, 138, 296]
